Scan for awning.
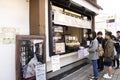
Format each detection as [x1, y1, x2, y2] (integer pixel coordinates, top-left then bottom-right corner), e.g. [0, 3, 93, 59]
[51, 0, 102, 16]
[85, 0, 103, 10]
[70, 0, 102, 14]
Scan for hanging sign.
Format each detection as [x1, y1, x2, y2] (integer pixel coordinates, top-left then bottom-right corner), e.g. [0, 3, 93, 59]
[53, 11, 91, 29]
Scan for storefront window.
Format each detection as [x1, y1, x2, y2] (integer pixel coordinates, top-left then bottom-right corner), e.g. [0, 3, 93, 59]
[49, 2, 92, 56]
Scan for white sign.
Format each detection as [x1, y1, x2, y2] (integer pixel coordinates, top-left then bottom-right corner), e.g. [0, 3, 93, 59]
[83, 48, 89, 57]
[87, 41, 90, 46]
[51, 55, 60, 72]
[55, 43, 65, 54]
[78, 48, 89, 58]
[78, 49, 84, 58]
[53, 11, 91, 29]
[36, 64, 46, 80]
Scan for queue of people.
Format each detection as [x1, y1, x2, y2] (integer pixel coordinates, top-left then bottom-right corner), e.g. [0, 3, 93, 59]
[88, 31, 120, 80]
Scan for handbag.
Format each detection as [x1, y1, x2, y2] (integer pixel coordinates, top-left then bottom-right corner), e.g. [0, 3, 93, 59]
[97, 44, 104, 56]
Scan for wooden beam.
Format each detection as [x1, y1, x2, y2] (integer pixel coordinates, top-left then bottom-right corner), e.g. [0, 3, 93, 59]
[39, 0, 45, 35]
[30, 0, 46, 36]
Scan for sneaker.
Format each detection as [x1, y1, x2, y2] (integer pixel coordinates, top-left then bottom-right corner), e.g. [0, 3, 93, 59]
[88, 74, 94, 78]
[88, 76, 95, 79]
[89, 77, 98, 80]
[103, 73, 108, 76]
[103, 73, 112, 79]
[103, 73, 112, 77]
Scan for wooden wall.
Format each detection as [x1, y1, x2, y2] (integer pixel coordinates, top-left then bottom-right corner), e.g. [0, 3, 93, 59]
[30, 0, 45, 35]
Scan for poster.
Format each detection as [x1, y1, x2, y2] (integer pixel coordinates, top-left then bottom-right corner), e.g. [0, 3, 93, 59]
[0, 27, 20, 44]
[55, 43, 65, 54]
[51, 55, 60, 72]
[20, 39, 44, 80]
[36, 64, 46, 80]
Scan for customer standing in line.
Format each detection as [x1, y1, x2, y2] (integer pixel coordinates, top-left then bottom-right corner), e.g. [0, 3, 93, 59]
[111, 35, 119, 69]
[116, 31, 120, 59]
[97, 31, 105, 72]
[116, 31, 120, 40]
[103, 32, 114, 79]
[88, 31, 99, 80]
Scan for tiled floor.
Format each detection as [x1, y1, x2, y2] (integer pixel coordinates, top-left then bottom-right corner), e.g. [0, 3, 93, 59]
[61, 64, 120, 80]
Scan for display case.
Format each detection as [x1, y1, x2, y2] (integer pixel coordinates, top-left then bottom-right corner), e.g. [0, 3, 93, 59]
[65, 35, 80, 53]
[52, 25, 83, 54]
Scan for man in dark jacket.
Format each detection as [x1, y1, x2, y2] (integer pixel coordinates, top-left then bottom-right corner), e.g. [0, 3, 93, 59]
[97, 31, 105, 72]
[117, 31, 120, 40]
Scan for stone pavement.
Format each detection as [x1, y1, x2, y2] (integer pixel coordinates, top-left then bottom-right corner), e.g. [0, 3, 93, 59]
[61, 64, 120, 80]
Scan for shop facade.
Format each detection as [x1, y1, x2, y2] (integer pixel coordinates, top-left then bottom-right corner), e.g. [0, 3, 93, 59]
[0, 0, 101, 80]
[30, 0, 102, 79]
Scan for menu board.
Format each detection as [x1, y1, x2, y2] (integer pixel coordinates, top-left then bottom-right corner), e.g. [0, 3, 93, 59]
[55, 43, 65, 54]
[36, 64, 46, 80]
[51, 55, 60, 72]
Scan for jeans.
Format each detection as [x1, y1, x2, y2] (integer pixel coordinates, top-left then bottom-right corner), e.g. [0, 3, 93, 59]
[92, 60, 98, 78]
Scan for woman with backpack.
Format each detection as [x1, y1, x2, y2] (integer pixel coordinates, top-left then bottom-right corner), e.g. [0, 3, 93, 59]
[88, 31, 99, 80]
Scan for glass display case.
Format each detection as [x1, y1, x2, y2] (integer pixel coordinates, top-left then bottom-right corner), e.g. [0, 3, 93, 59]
[65, 35, 80, 53]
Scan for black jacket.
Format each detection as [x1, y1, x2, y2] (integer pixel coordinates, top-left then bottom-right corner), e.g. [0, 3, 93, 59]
[114, 40, 120, 53]
[97, 37, 106, 50]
